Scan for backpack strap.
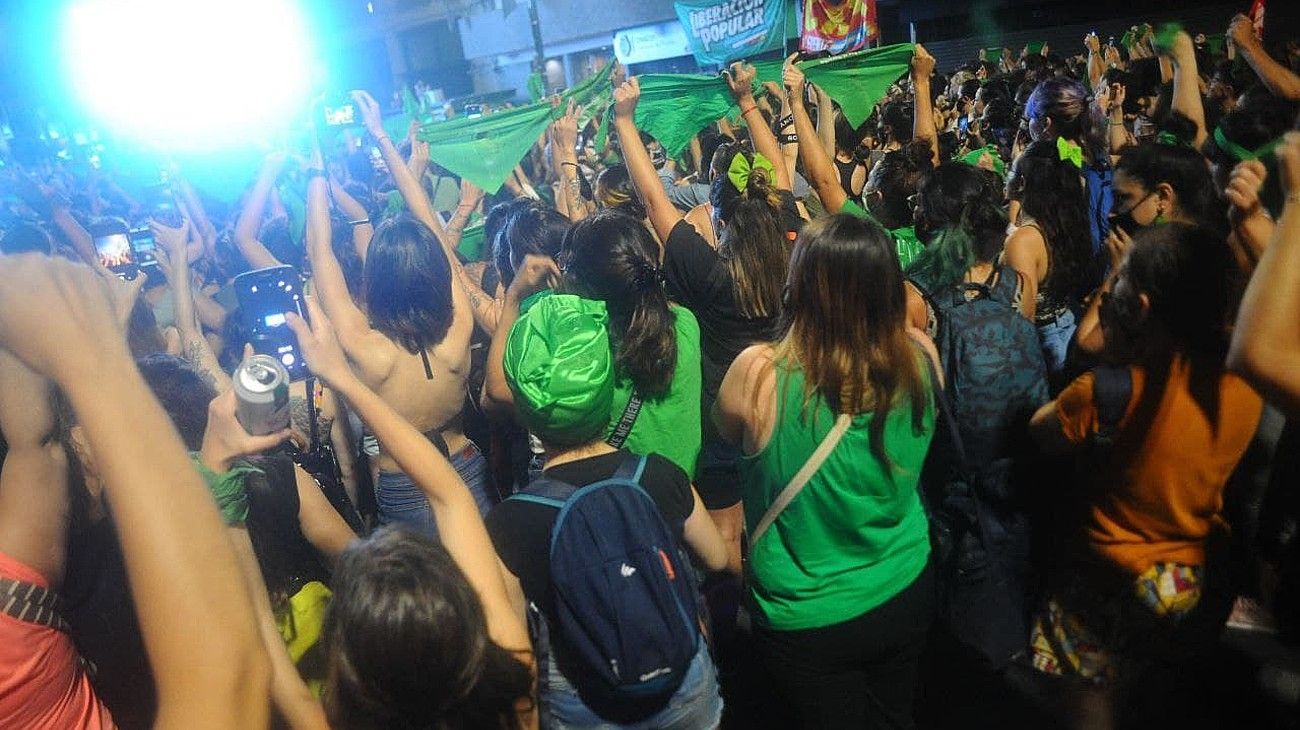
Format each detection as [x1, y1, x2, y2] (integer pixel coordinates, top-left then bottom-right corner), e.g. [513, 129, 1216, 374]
[510, 477, 579, 509]
[611, 452, 649, 484]
[750, 413, 853, 546]
[606, 393, 644, 449]
[1091, 365, 1133, 447]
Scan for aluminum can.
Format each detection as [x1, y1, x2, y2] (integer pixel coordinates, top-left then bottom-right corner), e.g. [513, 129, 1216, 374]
[233, 355, 290, 436]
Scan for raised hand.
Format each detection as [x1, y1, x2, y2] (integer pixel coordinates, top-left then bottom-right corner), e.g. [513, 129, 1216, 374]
[1225, 159, 1269, 224]
[552, 98, 583, 152]
[286, 294, 352, 389]
[912, 44, 936, 79]
[612, 78, 641, 121]
[198, 388, 291, 472]
[782, 52, 806, 100]
[1085, 32, 1101, 54]
[350, 90, 386, 138]
[723, 61, 758, 101]
[507, 254, 561, 303]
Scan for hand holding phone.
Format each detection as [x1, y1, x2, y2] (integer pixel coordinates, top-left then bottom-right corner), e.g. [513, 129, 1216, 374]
[94, 232, 138, 280]
[234, 265, 310, 381]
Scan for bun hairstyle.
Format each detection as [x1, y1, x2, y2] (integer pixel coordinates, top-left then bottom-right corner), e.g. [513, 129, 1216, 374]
[1024, 77, 1103, 166]
[561, 211, 677, 397]
[708, 142, 788, 320]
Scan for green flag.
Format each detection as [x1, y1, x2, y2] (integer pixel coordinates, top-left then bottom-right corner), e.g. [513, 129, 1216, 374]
[633, 73, 739, 158]
[800, 43, 915, 127]
[416, 63, 614, 194]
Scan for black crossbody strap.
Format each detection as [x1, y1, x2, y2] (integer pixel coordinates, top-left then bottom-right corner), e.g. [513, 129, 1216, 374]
[606, 391, 644, 449]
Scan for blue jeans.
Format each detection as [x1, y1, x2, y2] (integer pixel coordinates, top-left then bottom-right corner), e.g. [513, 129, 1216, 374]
[540, 638, 722, 730]
[375, 440, 494, 537]
[1036, 308, 1077, 380]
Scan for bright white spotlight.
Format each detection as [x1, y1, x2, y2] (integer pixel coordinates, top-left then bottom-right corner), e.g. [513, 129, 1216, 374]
[62, 0, 313, 148]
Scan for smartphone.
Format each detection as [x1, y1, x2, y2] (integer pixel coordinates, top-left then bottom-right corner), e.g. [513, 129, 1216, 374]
[323, 103, 357, 127]
[464, 103, 483, 119]
[958, 116, 971, 135]
[94, 232, 138, 279]
[234, 265, 310, 381]
[129, 226, 158, 268]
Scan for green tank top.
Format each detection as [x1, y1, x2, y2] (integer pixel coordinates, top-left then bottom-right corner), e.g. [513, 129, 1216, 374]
[738, 359, 935, 631]
[604, 305, 704, 477]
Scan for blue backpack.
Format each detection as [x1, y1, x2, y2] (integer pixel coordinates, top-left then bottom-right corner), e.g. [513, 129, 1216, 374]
[509, 454, 699, 702]
[914, 266, 1049, 668]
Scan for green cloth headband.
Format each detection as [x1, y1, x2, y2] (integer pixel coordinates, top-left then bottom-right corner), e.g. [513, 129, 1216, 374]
[190, 455, 261, 525]
[504, 294, 614, 446]
[1213, 126, 1282, 162]
[1056, 137, 1083, 169]
[728, 153, 776, 194]
[957, 145, 1006, 178]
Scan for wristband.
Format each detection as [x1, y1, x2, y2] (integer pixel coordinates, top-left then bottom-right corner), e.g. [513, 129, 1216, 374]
[739, 104, 759, 117]
[561, 161, 581, 168]
[348, 218, 370, 227]
[779, 133, 799, 145]
[777, 114, 795, 129]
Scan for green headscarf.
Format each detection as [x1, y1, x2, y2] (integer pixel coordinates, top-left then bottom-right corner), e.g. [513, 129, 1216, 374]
[504, 294, 614, 447]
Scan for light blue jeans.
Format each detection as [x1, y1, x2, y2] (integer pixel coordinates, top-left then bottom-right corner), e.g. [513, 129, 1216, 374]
[1036, 308, 1077, 380]
[375, 441, 493, 537]
[540, 638, 723, 730]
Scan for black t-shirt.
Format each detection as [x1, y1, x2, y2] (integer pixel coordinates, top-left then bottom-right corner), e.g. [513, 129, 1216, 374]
[485, 450, 693, 614]
[662, 219, 779, 405]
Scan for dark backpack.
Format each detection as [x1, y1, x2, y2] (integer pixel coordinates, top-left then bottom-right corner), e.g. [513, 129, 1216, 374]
[508, 453, 699, 703]
[915, 267, 1049, 669]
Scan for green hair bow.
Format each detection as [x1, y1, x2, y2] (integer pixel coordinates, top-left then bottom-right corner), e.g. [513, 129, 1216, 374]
[728, 152, 776, 194]
[1214, 126, 1282, 162]
[1056, 137, 1083, 169]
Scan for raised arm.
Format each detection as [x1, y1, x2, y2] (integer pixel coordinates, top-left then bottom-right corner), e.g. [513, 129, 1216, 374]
[152, 219, 232, 391]
[726, 62, 791, 191]
[912, 44, 940, 166]
[784, 55, 848, 213]
[235, 152, 290, 269]
[327, 176, 373, 263]
[1228, 134, 1300, 414]
[1085, 32, 1105, 92]
[1230, 14, 1300, 101]
[287, 297, 531, 659]
[552, 99, 592, 222]
[481, 255, 559, 416]
[815, 84, 836, 160]
[0, 257, 271, 730]
[0, 350, 65, 587]
[1164, 29, 1208, 150]
[611, 78, 685, 244]
[305, 137, 372, 346]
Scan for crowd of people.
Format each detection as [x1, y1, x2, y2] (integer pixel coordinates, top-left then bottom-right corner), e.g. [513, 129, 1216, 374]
[0, 7, 1298, 729]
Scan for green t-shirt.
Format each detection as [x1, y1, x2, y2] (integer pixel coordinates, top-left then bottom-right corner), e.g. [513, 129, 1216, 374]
[838, 200, 925, 269]
[738, 360, 935, 631]
[604, 305, 704, 478]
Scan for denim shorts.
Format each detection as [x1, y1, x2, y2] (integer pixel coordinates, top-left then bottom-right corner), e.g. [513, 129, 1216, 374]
[1036, 308, 1077, 379]
[374, 440, 494, 537]
[540, 638, 723, 730]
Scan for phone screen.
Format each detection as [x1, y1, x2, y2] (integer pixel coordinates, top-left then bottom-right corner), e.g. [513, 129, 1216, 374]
[324, 104, 356, 127]
[464, 104, 483, 119]
[129, 227, 158, 267]
[958, 117, 971, 135]
[234, 265, 310, 381]
[94, 233, 137, 277]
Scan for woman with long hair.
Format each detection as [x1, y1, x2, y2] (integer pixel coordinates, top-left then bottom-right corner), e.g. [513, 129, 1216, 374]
[1005, 138, 1099, 385]
[715, 213, 940, 729]
[612, 68, 795, 571]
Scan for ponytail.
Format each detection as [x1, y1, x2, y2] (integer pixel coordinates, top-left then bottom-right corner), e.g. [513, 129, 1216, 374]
[560, 212, 678, 397]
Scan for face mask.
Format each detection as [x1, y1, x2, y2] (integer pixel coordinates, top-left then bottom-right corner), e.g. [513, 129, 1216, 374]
[1109, 207, 1139, 237]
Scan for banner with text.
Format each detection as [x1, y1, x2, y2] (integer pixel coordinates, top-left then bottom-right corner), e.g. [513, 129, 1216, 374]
[674, 0, 788, 67]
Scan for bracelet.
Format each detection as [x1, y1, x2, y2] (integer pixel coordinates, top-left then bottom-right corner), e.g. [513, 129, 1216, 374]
[348, 218, 370, 227]
[739, 104, 759, 117]
[561, 161, 581, 168]
[779, 133, 799, 144]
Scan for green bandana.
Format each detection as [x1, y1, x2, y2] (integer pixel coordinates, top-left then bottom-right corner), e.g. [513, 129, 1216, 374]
[190, 455, 262, 525]
[957, 145, 1006, 178]
[504, 294, 614, 446]
[727, 153, 776, 193]
[1213, 126, 1282, 161]
[1056, 137, 1084, 168]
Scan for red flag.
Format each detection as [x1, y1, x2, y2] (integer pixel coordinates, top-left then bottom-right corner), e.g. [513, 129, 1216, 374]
[799, 0, 878, 55]
[1250, 0, 1266, 40]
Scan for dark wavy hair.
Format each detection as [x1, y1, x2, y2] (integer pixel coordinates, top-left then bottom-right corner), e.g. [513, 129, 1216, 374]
[561, 211, 677, 397]
[878, 100, 914, 144]
[1008, 139, 1096, 305]
[484, 198, 536, 287]
[363, 215, 454, 354]
[498, 204, 568, 279]
[136, 354, 217, 451]
[323, 526, 533, 730]
[708, 143, 788, 320]
[908, 163, 1009, 293]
